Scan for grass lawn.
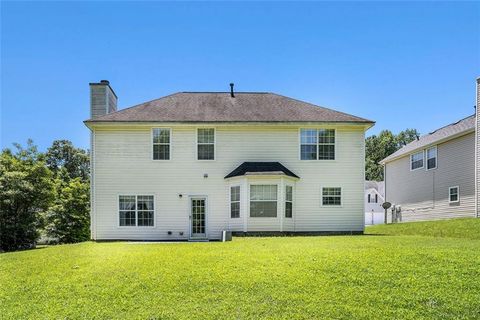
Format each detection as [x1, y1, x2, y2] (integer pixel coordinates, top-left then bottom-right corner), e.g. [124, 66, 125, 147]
[1, 219, 480, 319]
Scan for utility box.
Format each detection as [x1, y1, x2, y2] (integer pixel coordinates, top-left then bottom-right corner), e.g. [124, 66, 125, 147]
[222, 231, 232, 242]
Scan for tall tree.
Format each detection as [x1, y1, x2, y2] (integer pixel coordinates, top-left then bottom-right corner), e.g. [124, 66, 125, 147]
[44, 140, 91, 243]
[365, 129, 419, 181]
[45, 140, 89, 181]
[0, 141, 55, 251]
[396, 129, 420, 148]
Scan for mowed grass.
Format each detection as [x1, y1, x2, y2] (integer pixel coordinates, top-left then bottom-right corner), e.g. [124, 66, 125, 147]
[367, 217, 480, 240]
[1, 220, 480, 319]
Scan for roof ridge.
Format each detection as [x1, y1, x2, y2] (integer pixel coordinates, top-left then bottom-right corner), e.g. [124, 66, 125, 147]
[427, 114, 475, 135]
[181, 91, 270, 94]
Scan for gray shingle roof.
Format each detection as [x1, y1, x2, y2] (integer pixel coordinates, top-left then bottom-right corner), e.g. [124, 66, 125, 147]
[381, 114, 475, 164]
[85, 92, 373, 124]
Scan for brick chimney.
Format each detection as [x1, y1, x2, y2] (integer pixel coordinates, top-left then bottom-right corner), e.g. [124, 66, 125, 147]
[89, 80, 117, 118]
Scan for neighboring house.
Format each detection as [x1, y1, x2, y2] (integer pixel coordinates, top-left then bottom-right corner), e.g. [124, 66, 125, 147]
[84, 81, 374, 241]
[380, 78, 480, 221]
[364, 181, 385, 225]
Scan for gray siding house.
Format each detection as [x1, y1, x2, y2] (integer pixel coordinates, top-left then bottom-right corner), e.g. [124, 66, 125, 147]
[380, 78, 480, 222]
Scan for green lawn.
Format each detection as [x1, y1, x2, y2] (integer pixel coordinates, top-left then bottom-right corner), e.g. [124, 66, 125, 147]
[1, 219, 480, 319]
[367, 217, 480, 240]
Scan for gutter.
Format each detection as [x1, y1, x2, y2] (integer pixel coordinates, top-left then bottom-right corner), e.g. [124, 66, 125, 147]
[84, 120, 375, 130]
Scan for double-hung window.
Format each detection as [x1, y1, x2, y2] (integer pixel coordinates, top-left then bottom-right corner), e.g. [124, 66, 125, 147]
[449, 186, 459, 203]
[230, 186, 240, 218]
[285, 185, 293, 218]
[300, 129, 335, 160]
[119, 195, 154, 227]
[250, 185, 277, 217]
[197, 128, 215, 160]
[322, 187, 341, 206]
[410, 151, 424, 170]
[153, 128, 170, 160]
[426, 147, 437, 170]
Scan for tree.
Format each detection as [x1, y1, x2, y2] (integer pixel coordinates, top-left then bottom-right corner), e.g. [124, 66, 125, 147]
[0, 141, 55, 251]
[44, 179, 90, 243]
[396, 129, 420, 148]
[44, 140, 90, 243]
[45, 140, 89, 181]
[365, 129, 419, 181]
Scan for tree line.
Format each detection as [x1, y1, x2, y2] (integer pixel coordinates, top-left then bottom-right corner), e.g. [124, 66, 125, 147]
[0, 140, 89, 252]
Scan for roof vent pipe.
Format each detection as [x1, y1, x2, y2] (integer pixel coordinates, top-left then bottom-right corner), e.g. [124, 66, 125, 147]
[230, 83, 235, 98]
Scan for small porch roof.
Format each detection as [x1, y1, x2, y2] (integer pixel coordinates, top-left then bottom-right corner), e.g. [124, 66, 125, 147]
[225, 162, 300, 179]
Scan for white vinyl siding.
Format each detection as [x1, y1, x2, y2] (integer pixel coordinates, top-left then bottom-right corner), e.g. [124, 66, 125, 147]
[197, 128, 215, 160]
[410, 151, 424, 170]
[91, 125, 366, 240]
[152, 128, 170, 160]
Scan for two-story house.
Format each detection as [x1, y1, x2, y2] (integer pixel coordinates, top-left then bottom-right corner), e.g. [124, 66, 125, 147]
[380, 78, 480, 222]
[85, 81, 374, 241]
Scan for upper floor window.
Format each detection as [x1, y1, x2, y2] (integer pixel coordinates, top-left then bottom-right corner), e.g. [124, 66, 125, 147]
[426, 147, 437, 170]
[410, 151, 424, 170]
[285, 185, 293, 218]
[300, 129, 335, 160]
[230, 186, 240, 218]
[449, 186, 459, 203]
[322, 187, 341, 206]
[119, 195, 154, 227]
[153, 128, 170, 160]
[250, 185, 277, 217]
[197, 128, 215, 160]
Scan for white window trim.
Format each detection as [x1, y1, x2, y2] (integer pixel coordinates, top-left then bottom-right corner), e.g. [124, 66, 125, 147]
[151, 128, 172, 161]
[321, 186, 342, 207]
[117, 194, 156, 228]
[196, 127, 216, 161]
[230, 185, 241, 219]
[448, 186, 460, 204]
[426, 146, 437, 171]
[285, 184, 294, 218]
[248, 183, 279, 218]
[410, 150, 424, 171]
[298, 128, 337, 161]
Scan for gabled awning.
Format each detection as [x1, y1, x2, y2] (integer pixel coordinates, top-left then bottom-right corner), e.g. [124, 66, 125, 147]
[225, 162, 300, 179]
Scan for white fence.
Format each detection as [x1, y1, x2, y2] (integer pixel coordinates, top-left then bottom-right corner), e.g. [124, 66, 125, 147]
[365, 211, 385, 225]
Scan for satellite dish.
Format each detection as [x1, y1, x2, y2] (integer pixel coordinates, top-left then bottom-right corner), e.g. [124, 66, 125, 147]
[382, 202, 392, 209]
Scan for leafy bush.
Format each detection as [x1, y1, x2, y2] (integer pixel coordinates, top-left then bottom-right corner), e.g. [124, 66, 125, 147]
[0, 141, 55, 251]
[44, 179, 90, 243]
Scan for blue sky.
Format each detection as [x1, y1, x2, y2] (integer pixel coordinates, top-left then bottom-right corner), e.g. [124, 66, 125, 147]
[1, 1, 479, 150]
